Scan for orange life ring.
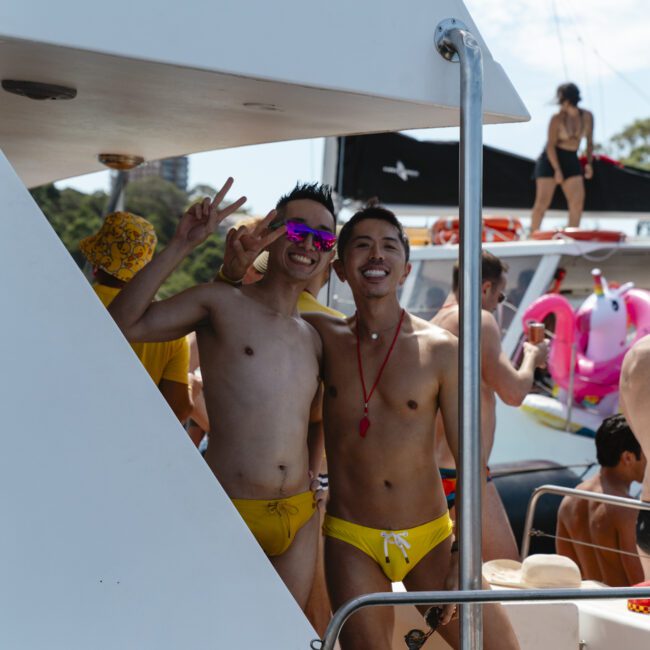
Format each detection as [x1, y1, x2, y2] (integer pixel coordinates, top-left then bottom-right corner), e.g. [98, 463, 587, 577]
[531, 228, 626, 243]
[432, 216, 524, 245]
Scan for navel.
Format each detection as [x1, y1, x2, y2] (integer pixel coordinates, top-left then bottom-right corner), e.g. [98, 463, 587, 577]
[407, 400, 418, 410]
[328, 385, 338, 398]
[384, 480, 393, 489]
[244, 346, 254, 356]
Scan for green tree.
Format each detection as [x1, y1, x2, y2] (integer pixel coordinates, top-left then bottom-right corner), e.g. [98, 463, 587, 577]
[30, 184, 106, 266]
[32, 177, 234, 296]
[124, 176, 189, 247]
[608, 118, 650, 170]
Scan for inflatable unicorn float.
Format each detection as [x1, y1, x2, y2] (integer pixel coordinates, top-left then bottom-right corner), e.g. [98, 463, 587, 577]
[521, 268, 650, 436]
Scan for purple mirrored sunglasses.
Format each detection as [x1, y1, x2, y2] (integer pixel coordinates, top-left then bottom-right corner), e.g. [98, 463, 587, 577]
[284, 220, 337, 252]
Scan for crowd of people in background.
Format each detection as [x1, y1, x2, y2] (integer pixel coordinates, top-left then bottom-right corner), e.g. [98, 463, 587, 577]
[78, 165, 649, 649]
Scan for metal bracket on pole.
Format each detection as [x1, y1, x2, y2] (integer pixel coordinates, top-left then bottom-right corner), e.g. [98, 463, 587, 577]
[435, 17, 484, 650]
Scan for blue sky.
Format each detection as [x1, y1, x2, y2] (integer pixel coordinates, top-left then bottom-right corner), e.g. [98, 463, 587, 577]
[58, 0, 649, 218]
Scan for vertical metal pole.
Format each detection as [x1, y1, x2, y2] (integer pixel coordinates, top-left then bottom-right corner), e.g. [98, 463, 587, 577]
[435, 18, 484, 650]
[564, 343, 577, 431]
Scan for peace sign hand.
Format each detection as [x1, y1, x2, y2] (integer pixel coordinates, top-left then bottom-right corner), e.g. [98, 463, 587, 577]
[222, 209, 287, 282]
[174, 177, 247, 252]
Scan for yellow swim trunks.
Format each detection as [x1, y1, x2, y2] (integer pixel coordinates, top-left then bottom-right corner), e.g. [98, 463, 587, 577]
[232, 490, 316, 557]
[323, 511, 453, 582]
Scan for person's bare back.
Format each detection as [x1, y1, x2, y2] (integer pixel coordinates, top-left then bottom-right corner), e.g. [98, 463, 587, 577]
[432, 305, 498, 464]
[557, 474, 643, 585]
[556, 413, 646, 586]
[431, 254, 547, 562]
[620, 334, 650, 580]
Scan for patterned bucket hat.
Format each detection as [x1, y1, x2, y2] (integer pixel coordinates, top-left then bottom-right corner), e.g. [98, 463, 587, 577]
[80, 211, 157, 281]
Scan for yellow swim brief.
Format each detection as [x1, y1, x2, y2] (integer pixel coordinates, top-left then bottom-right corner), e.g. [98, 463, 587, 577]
[232, 490, 316, 557]
[323, 511, 453, 582]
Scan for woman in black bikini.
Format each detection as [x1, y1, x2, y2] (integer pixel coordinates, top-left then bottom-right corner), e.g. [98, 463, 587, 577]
[531, 82, 594, 232]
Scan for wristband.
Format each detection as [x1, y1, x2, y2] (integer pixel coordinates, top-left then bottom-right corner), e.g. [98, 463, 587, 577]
[217, 264, 243, 286]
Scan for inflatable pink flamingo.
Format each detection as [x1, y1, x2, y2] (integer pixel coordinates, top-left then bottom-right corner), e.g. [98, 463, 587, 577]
[523, 269, 650, 410]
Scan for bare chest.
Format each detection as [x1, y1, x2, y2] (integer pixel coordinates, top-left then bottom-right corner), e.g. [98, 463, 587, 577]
[198, 309, 320, 402]
[323, 334, 438, 425]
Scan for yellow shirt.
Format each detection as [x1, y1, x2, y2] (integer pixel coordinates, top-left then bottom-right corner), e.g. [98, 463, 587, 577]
[297, 291, 346, 318]
[93, 284, 190, 386]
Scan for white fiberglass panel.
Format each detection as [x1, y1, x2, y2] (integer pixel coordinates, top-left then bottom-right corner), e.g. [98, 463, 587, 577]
[0, 150, 315, 648]
[0, 0, 527, 186]
[0, 0, 525, 120]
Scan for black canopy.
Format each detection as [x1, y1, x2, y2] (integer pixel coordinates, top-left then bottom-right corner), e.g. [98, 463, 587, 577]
[337, 132, 650, 213]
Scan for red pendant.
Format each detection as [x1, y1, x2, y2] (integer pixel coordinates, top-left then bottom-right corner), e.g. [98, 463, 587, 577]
[359, 415, 370, 438]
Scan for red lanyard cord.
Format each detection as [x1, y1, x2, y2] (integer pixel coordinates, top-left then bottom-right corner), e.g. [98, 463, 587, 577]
[355, 309, 405, 437]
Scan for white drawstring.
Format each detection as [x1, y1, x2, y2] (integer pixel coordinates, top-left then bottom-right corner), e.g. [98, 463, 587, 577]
[381, 531, 411, 564]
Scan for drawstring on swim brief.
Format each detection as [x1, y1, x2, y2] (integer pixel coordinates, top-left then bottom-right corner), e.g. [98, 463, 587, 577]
[381, 531, 411, 564]
[267, 500, 299, 539]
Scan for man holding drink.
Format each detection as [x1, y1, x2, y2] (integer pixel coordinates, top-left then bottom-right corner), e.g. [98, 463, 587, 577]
[432, 251, 549, 560]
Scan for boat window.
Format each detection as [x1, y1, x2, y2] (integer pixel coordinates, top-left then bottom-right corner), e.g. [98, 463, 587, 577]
[403, 259, 455, 321]
[557, 251, 650, 300]
[498, 256, 543, 333]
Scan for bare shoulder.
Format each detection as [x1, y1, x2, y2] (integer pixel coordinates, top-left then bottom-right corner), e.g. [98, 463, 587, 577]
[622, 335, 650, 379]
[296, 315, 324, 356]
[410, 313, 458, 357]
[303, 311, 350, 338]
[480, 309, 500, 333]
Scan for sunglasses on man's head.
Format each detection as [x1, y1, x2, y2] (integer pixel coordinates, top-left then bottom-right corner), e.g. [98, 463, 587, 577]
[284, 220, 337, 252]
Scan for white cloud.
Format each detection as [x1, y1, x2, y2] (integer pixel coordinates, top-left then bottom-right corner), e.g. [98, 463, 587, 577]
[467, 0, 648, 76]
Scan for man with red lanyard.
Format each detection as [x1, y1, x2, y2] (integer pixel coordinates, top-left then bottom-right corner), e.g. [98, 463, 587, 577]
[302, 207, 520, 650]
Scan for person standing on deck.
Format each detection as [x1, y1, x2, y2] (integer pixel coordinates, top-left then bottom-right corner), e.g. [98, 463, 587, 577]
[432, 251, 548, 562]
[530, 82, 594, 232]
[300, 207, 520, 650]
[556, 414, 646, 586]
[108, 178, 337, 610]
[620, 334, 650, 581]
[80, 211, 193, 424]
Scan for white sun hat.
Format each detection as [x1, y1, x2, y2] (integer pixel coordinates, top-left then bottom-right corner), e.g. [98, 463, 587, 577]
[483, 554, 582, 589]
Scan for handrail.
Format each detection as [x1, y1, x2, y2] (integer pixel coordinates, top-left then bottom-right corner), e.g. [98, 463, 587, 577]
[312, 584, 650, 650]
[521, 483, 650, 559]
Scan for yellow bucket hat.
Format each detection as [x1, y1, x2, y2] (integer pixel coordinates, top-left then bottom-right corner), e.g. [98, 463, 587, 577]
[80, 211, 157, 281]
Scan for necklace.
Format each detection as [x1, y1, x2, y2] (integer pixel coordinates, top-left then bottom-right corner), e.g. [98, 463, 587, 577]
[359, 312, 405, 341]
[355, 309, 405, 437]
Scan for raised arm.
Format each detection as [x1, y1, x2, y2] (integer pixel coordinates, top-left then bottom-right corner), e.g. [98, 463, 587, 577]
[481, 311, 548, 406]
[220, 209, 286, 282]
[109, 178, 246, 341]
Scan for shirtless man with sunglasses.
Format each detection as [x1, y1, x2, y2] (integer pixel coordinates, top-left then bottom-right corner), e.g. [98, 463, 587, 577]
[108, 179, 337, 610]
[432, 251, 548, 562]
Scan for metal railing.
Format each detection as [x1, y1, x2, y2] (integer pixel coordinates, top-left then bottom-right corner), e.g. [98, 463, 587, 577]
[312, 486, 650, 648]
[520, 483, 650, 559]
[312, 583, 650, 650]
